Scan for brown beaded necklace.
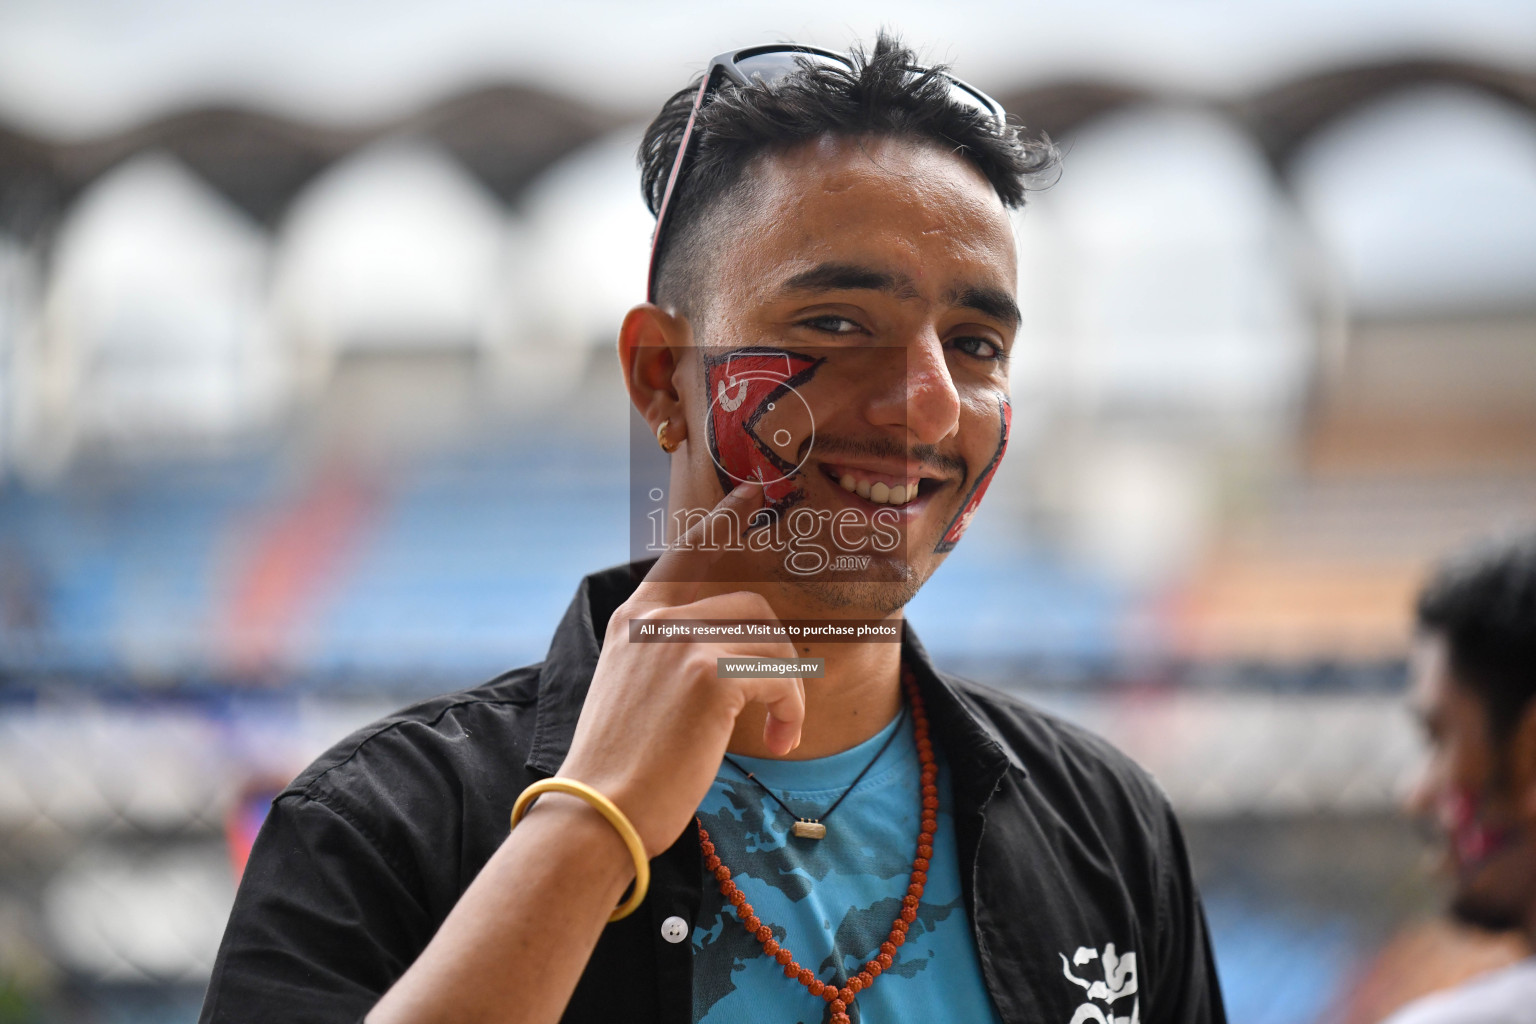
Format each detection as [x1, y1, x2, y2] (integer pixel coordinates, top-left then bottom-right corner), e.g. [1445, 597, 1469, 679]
[695, 667, 936, 1024]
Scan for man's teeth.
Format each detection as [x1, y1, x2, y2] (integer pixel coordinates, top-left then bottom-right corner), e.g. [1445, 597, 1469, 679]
[838, 473, 920, 505]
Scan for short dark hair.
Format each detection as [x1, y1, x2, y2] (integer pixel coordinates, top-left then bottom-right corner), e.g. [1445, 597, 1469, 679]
[638, 31, 1059, 312]
[1416, 529, 1536, 742]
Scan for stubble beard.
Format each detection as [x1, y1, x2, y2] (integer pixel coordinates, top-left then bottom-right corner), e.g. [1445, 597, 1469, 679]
[1446, 821, 1535, 934]
[765, 556, 927, 617]
[1449, 887, 1525, 933]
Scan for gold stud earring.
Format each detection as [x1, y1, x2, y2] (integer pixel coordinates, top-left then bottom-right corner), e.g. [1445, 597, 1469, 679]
[656, 419, 680, 454]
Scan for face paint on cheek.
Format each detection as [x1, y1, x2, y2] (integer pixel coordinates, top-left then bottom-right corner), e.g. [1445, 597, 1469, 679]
[934, 396, 1010, 554]
[702, 347, 826, 514]
[1446, 786, 1515, 876]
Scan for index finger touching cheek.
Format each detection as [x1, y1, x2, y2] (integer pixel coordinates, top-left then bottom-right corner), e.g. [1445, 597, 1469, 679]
[630, 480, 764, 609]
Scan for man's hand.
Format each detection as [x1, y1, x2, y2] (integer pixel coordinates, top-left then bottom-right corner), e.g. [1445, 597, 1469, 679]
[555, 480, 807, 855]
[367, 481, 805, 1024]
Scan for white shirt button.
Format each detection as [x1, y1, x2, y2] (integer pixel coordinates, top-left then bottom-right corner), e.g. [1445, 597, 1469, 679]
[660, 915, 690, 943]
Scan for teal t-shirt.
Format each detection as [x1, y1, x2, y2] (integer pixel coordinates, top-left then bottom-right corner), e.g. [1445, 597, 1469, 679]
[692, 711, 1003, 1024]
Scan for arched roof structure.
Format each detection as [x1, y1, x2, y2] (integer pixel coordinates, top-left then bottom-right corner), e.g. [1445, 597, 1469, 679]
[1290, 83, 1536, 317]
[41, 152, 277, 457]
[518, 127, 653, 353]
[1015, 103, 1312, 423]
[272, 138, 508, 360]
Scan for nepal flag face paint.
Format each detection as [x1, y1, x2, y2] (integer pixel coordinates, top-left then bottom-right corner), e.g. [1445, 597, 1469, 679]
[1447, 785, 1515, 876]
[703, 347, 826, 511]
[935, 396, 1009, 553]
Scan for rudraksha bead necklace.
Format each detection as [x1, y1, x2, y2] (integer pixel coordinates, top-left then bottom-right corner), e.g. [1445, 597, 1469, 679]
[696, 668, 936, 1024]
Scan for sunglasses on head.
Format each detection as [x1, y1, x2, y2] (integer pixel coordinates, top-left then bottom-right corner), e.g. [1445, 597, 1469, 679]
[646, 43, 1008, 303]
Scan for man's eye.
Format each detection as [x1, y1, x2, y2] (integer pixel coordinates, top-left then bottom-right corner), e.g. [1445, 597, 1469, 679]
[951, 335, 1004, 361]
[798, 316, 863, 335]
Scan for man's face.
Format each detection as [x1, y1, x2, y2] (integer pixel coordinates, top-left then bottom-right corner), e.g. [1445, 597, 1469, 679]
[666, 134, 1018, 614]
[1407, 633, 1536, 931]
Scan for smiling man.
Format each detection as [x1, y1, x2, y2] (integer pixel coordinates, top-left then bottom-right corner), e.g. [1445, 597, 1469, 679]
[200, 34, 1225, 1024]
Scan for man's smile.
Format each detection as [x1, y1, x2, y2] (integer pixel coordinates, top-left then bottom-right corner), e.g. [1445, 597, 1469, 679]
[813, 459, 953, 514]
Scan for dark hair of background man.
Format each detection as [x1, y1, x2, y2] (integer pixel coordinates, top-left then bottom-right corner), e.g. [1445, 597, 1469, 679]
[1416, 531, 1536, 745]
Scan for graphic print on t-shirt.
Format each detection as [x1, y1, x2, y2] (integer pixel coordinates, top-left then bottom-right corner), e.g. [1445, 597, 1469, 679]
[691, 715, 1001, 1024]
[1058, 944, 1139, 1024]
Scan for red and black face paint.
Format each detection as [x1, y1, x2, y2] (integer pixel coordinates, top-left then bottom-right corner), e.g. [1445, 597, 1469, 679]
[934, 395, 1010, 554]
[1446, 786, 1516, 876]
[703, 347, 826, 513]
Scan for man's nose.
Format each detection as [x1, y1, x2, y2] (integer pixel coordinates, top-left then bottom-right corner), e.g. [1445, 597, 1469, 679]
[901, 335, 961, 446]
[1403, 761, 1437, 819]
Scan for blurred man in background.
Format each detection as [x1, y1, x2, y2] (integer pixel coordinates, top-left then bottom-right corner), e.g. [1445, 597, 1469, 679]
[1389, 531, 1536, 1022]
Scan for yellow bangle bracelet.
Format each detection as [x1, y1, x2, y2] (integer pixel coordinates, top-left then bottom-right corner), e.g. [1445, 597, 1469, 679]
[509, 777, 651, 922]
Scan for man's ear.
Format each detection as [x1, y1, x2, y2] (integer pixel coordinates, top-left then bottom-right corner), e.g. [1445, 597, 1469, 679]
[1511, 699, 1536, 820]
[618, 303, 692, 434]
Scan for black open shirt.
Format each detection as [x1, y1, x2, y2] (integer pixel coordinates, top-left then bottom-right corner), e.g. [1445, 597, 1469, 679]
[200, 564, 1226, 1023]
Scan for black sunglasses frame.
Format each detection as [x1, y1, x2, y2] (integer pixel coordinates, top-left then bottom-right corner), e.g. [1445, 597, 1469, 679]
[645, 44, 1007, 304]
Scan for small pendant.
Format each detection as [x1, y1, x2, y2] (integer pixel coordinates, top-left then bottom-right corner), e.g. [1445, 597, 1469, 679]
[791, 820, 826, 840]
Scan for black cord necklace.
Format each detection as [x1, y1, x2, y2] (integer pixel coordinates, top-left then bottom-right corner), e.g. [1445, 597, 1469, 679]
[721, 706, 908, 840]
